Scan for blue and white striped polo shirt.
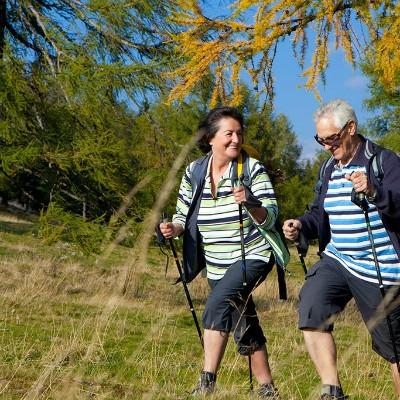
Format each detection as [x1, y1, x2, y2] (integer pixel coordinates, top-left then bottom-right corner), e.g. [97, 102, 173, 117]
[323, 163, 400, 285]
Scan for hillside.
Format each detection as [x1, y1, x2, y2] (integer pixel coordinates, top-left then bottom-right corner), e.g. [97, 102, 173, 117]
[0, 208, 394, 399]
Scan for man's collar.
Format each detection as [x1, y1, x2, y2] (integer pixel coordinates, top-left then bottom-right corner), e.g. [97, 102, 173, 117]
[334, 135, 368, 169]
[348, 135, 367, 165]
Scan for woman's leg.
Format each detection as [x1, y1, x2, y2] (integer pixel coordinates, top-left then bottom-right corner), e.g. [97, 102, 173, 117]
[229, 258, 275, 386]
[250, 344, 273, 384]
[196, 258, 272, 394]
[203, 329, 229, 373]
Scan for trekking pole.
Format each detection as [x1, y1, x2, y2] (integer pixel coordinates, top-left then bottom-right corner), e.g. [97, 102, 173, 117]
[289, 222, 307, 275]
[158, 216, 204, 348]
[352, 190, 400, 373]
[238, 202, 253, 394]
[239, 204, 248, 288]
[168, 237, 204, 348]
[295, 241, 308, 275]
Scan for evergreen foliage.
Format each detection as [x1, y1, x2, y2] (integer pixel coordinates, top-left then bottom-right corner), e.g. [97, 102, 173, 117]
[38, 201, 106, 254]
[0, 0, 179, 251]
[362, 60, 400, 153]
[3, 0, 388, 252]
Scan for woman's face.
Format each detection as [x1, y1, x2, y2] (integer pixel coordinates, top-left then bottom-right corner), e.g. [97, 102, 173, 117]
[209, 117, 243, 162]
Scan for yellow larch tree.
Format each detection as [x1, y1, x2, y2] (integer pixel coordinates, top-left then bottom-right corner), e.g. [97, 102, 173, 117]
[167, 0, 400, 105]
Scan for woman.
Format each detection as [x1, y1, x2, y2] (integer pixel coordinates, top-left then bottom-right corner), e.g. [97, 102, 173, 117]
[160, 106, 283, 398]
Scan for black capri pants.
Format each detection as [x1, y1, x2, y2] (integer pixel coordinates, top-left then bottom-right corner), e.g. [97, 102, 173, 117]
[299, 254, 400, 363]
[202, 256, 274, 355]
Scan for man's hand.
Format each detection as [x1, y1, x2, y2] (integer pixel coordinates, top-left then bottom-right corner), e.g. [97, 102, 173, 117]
[345, 171, 375, 197]
[282, 219, 302, 241]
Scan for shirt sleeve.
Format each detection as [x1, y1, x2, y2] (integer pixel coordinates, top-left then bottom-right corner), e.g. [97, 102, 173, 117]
[298, 163, 323, 240]
[172, 163, 193, 229]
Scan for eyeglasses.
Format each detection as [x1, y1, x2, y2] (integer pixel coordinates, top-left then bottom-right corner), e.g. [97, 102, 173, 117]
[314, 120, 351, 146]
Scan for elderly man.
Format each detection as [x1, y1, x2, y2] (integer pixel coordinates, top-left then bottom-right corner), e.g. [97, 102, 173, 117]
[283, 99, 400, 399]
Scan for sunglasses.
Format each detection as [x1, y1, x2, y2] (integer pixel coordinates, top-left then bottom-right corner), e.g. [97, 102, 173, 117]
[314, 120, 351, 146]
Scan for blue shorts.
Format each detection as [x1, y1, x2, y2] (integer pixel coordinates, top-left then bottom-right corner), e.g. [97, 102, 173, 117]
[299, 254, 400, 363]
[202, 257, 274, 355]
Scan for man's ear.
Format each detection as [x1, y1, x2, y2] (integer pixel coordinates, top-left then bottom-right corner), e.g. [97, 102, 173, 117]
[348, 120, 357, 136]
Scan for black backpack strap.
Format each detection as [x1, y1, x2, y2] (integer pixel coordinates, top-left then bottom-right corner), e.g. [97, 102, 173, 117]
[315, 156, 334, 194]
[274, 220, 288, 300]
[307, 156, 334, 212]
[179, 155, 210, 284]
[276, 263, 287, 300]
[241, 150, 252, 186]
[365, 139, 385, 184]
[371, 147, 384, 184]
[189, 154, 210, 195]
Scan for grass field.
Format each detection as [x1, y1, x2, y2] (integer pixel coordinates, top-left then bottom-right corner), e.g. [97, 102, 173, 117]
[0, 207, 395, 399]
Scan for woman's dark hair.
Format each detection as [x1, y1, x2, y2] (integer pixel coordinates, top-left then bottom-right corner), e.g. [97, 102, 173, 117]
[196, 106, 244, 153]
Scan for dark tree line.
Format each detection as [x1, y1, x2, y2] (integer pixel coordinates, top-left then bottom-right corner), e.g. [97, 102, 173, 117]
[0, 1, 397, 253]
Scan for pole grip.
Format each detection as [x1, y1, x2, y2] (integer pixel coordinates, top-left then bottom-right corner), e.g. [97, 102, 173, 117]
[288, 222, 308, 275]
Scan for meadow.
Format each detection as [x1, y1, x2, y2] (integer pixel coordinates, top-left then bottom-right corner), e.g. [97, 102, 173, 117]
[0, 207, 395, 399]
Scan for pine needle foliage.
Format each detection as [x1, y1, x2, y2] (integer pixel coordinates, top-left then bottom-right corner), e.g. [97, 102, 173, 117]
[168, 0, 400, 104]
[38, 201, 106, 254]
[362, 57, 400, 153]
[0, 0, 173, 71]
[0, 0, 180, 252]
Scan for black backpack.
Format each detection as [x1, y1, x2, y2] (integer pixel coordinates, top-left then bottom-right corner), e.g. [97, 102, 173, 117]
[314, 141, 385, 196]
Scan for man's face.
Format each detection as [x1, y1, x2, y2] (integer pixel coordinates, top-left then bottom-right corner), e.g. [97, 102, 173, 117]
[315, 116, 356, 163]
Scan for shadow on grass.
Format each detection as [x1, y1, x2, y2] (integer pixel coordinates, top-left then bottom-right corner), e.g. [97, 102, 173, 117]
[0, 220, 37, 236]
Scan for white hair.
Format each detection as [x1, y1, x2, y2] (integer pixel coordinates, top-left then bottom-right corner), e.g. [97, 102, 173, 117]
[313, 99, 358, 129]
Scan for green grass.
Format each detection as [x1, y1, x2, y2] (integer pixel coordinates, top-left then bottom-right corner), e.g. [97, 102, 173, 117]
[0, 208, 396, 399]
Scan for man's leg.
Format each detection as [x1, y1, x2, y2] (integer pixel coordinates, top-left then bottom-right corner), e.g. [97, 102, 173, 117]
[298, 256, 352, 397]
[303, 329, 340, 386]
[348, 275, 400, 398]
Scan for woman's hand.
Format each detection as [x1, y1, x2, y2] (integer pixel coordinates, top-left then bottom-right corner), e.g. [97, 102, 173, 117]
[232, 186, 246, 204]
[232, 186, 267, 224]
[159, 222, 183, 239]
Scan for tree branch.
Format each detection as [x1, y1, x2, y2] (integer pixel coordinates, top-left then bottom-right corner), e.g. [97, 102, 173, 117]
[27, 2, 61, 59]
[0, 0, 6, 58]
[6, 21, 42, 53]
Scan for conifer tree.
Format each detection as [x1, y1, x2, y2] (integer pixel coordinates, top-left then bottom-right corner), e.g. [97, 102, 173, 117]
[0, 1, 177, 216]
[362, 61, 400, 152]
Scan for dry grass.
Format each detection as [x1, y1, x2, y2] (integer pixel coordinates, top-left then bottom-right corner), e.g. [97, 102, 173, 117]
[0, 208, 396, 399]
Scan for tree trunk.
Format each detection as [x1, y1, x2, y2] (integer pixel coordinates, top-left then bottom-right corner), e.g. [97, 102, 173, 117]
[0, 0, 6, 59]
